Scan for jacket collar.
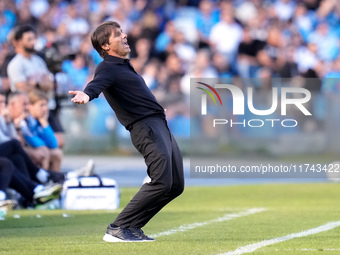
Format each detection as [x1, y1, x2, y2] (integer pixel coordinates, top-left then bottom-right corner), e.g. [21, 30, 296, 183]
[104, 55, 129, 63]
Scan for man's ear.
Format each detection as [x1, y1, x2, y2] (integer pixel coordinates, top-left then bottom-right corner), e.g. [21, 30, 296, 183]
[101, 44, 110, 51]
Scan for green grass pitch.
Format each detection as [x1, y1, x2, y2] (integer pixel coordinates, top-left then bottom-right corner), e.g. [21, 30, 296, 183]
[1, 183, 340, 255]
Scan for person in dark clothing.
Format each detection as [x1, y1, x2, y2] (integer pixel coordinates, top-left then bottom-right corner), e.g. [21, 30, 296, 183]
[0, 157, 18, 210]
[0, 139, 65, 184]
[69, 21, 185, 243]
[0, 156, 63, 209]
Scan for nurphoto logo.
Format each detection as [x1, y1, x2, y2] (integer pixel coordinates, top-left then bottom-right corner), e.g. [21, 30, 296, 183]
[196, 82, 312, 128]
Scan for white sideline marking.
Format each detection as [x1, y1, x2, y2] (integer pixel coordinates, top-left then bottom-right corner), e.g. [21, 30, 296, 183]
[267, 248, 340, 252]
[219, 220, 340, 255]
[150, 208, 267, 238]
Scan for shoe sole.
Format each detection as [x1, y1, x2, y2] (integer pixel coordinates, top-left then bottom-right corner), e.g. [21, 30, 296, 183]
[140, 239, 156, 242]
[0, 201, 17, 211]
[103, 233, 144, 243]
[34, 186, 62, 204]
[131, 236, 156, 242]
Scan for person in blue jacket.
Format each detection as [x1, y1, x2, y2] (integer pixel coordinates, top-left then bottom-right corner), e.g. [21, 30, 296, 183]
[22, 89, 63, 172]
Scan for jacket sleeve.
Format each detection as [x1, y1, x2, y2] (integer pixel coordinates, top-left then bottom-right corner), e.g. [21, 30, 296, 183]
[84, 63, 115, 101]
[38, 124, 58, 149]
[0, 116, 11, 143]
[20, 120, 46, 148]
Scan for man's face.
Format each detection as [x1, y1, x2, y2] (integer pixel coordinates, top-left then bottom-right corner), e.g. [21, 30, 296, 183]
[18, 31, 36, 54]
[103, 28, 131, 58]
[8, 94, 30, 119]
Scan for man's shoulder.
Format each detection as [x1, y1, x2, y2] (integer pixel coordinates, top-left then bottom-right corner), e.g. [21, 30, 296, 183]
[94, 60, 114, 73]
[8, 54, 43, 66]
[29, 54, 48, 67]
[31, 54, 45, 62]
[8, 54, 24, 66]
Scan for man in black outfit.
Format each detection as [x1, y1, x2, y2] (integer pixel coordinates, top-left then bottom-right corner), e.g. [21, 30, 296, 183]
[69, 21, 184, 242]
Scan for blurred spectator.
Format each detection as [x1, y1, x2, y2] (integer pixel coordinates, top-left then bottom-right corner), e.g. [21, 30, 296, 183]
[322, 57, 340, 93]
[62, 52, 91, 90]
[211, 51, 233, 78]
[130, 37, 152, 74]
[7, 25, 52, 93]
[180, 49, 218, 96]
[293, 3, 316, 42]
[308, 22, 339, 62]
[301, 68, 322, 92]
[165, 53, 185, 77]
[276, 46, 299, 78]
[237, 26, 265, 78]
[0, 92, 17, 142]
[256, 25, 284, 75]
[0, 0, 16, 31]
[91, 0, 119, 22]
[273, 0, 297, 21]
[7, 91, 55, 172]
[195, 0, 219, 49]
[139, 11, 159, 42]
[7, 25, 64, 148]
[235, 0, 260, 25]
[0, 37, 15, 94]
[78, 34, 101, 67]
[155, 20, 176, 54]
[172, 30, 197, 70]
[105, 5, 132, 34]
[57, 3, 90, 51]
[141, 59, 159, 90]
[209, 5, 243, 67]
[127, 22, 143, 58]
[294, 42, 319, 73]
[191, 49, 218, 78]
[128, 0, 148, 22]
[16, 0, 38, 27]
[25, 90, 62, 172]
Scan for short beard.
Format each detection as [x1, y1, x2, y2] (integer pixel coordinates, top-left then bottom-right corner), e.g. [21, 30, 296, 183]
[24, 47, 35, 54]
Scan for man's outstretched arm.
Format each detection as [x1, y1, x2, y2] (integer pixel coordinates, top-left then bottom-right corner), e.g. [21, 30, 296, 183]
[69, 91, 90, 104]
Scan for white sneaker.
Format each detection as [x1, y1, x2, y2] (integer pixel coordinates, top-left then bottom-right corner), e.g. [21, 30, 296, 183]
[68, 159, 95, 178]
[33, 183, 63, 204]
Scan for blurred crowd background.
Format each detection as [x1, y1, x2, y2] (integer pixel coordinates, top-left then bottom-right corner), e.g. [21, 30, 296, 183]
[0, 0, 339, 154]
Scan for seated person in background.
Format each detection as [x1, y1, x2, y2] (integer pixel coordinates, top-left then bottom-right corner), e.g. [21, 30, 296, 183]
[0, 139, 95, 189]
[26, 89, 63, 172]
[0, 92, 18, 142]
[0, 156, 63, 210]
[2, 92, 94, 180]
[0, 139, 65, 184]
[0, 158, 17, 210]
[7, 91, 44, 166]
[7, 24, 65, 148]
[7, 90, 62, 172]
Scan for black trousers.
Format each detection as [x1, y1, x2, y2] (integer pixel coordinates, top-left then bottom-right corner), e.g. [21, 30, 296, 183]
[0, 139, 64, 184]
[0, 157, 36, 202]
[113, 118, 184, 228]
[0, 140, 40, 182]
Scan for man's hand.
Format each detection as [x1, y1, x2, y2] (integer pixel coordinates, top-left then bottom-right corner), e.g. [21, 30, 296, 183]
[0, 107, 12, 123]
[69, 91, 90, 104]
[13, 113, 27, 128]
